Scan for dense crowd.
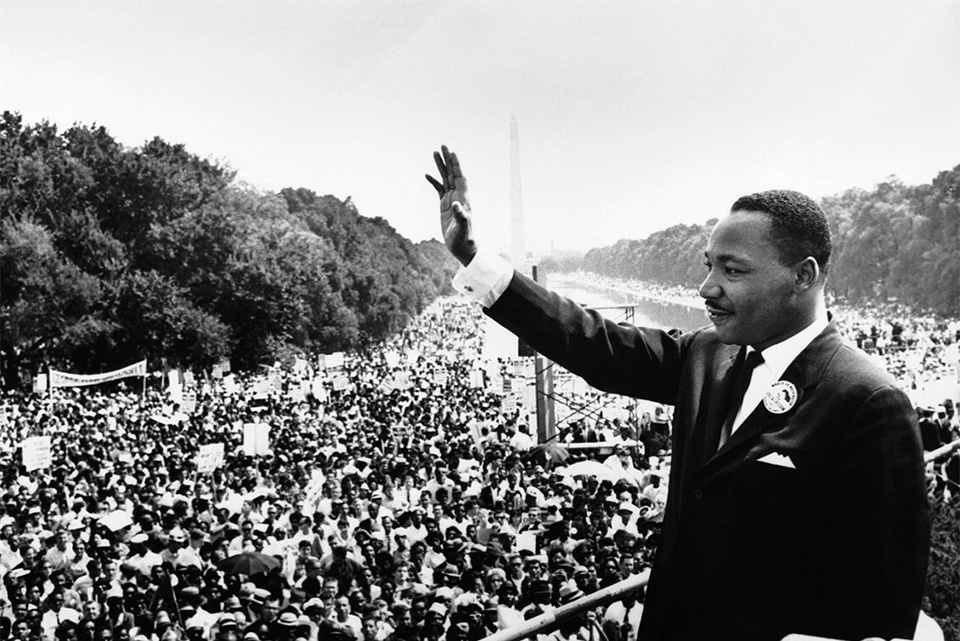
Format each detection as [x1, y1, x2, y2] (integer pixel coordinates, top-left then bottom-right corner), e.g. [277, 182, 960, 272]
[0, 289, 957, 641]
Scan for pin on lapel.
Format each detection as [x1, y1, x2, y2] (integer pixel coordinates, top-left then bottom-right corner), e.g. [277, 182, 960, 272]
[763, 380, 797, 414]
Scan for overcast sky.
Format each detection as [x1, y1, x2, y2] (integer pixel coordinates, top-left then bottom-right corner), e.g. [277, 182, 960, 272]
[2, 1, 958, 254]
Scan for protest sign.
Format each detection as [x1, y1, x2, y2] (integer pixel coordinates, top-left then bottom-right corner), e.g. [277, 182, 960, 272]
[515, 531, 538, 553]
[196, 443, 225, 473]
[311, 377, 327, 402]
[289, 385, 305, 403]
[22, 436, 52, 472]
[243, 423, 271, 456]
[469, 369, 485, 389]
[180, 391, 197, 415]
[322, 352, 345, 371]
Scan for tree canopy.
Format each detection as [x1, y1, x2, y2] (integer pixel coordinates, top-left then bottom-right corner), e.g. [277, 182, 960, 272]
[580, 169, 959, 317]
[0, 112, 457, 386]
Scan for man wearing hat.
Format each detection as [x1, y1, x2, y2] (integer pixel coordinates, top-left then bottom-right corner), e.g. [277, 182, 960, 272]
[269, 610, 301, 641]
[919, 405, 943, 452]
[215, 613, 240, 641]
[519, 579, 554, 620]
[244, 594, 279, 637]
[124, 533, 162, 577]
[420, 602, 448, 641]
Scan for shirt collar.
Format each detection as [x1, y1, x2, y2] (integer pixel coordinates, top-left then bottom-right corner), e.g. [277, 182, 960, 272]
[752, 312, 829, 380]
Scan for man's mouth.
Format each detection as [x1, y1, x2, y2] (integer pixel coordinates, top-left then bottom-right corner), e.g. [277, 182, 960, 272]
[705, 304, 733, 322]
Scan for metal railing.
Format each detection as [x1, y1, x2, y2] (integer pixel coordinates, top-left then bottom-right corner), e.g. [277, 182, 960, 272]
[925, 439, 960, 463]
[481, 570, 650, 641]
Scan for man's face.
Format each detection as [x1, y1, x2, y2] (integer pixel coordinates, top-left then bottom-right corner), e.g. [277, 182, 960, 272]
[700, 211, 807, 351]
[322, 580, 338, 599]
[261, 599, 279, 622]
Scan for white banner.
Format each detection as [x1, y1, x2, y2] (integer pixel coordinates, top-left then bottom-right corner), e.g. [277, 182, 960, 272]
[49, 360, 146, 389]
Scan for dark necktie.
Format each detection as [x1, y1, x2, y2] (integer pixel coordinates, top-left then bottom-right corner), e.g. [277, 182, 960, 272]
[717, 349, 765, 452]
[621, 603, 634, 641]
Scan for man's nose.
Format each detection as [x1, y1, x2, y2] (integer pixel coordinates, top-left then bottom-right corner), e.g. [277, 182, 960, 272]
[698, 270, 720, 299]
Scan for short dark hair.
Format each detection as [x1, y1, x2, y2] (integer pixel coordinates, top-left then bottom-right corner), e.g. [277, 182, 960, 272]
[731, 190, 832, 272]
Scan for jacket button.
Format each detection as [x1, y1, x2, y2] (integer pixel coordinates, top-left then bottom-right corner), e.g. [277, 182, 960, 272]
[693, 489, 703, 499]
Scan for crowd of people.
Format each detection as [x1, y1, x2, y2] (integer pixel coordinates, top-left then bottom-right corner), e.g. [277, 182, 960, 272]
[0, 285, 957, 641]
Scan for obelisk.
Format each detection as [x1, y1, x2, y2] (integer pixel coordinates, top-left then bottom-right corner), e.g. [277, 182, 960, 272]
[510, 115, 526, 267]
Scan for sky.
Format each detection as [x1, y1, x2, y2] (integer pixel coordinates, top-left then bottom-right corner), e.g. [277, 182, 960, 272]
[2, 0, 958, 255]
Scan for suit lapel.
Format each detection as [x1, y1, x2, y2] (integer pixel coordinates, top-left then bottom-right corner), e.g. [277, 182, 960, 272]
[688, 346, 742, 470]
[703, 324, 843, 469]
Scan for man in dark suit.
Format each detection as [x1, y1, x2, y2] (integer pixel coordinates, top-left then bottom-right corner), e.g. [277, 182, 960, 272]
[918, 406, 943, 452]
[425, 146, 930, 641]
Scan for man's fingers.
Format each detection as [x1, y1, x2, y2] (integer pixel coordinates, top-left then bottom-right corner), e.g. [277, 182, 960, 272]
[433, 151, 447, 184]
[447, 150, 464, 181]
[441, 146, 456, 190]
[425, 174, 445, 198]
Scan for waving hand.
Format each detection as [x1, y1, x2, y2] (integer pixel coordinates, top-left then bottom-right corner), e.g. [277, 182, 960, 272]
[425, 145, 477, 266]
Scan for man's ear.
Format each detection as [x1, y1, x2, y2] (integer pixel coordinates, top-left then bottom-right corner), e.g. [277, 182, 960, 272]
[794, 257, 820, 291]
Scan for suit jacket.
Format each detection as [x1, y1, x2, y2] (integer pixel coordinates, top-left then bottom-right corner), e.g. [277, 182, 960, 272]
[486, 272, 930, 641]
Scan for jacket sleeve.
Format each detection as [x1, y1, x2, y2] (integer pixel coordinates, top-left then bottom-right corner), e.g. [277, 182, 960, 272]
[485, 271, 687, 404]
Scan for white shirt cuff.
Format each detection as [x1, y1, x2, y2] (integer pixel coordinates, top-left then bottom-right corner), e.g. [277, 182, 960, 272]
[452, 250, 514, 308]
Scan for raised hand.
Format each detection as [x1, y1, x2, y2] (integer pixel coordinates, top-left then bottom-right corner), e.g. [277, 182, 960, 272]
[425, 145, 477, 266]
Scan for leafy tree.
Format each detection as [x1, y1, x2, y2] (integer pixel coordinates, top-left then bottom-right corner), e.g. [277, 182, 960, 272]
[578, 168, 958, 317]
[0, 217, 107, 384]
[2, 114, 451, 382]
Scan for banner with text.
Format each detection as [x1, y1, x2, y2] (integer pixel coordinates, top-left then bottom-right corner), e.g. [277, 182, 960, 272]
[50, 360, 147, 389]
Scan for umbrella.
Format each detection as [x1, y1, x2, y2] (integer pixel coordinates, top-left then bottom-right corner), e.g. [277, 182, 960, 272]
[556, 460, 638, 484]
[528, 442, 570, 467]
[99, 509, 134, 532]
[217, 551, 281, 576]
[556, 460, 614, 478]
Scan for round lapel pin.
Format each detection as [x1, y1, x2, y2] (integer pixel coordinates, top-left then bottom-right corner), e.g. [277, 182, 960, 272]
[763, 380, 798, 414]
